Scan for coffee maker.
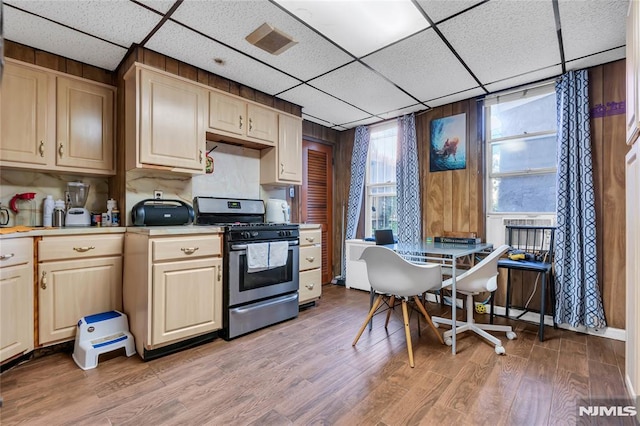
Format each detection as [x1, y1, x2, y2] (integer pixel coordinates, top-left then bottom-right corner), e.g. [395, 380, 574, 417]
[65, 182, 91, 226]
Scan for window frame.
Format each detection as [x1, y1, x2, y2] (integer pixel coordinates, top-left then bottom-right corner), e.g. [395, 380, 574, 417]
[364, 121, 398, 237]
[484, 82, 558, 216]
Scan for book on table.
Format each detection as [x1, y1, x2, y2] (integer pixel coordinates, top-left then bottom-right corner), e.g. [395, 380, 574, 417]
[434, 236, 482, 244]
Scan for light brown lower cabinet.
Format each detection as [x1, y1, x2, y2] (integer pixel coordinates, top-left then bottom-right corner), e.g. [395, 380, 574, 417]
[0, 238, 34, 363]
[123, 232, 223, 359]
[37, 234, 124, 346]
[298, 226, 322, 305]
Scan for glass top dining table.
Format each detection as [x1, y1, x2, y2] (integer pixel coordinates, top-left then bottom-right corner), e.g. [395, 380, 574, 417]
[380, 241, 494, 355]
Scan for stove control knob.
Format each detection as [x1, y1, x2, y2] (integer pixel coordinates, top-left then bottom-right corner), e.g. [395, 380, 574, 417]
[251, 231, 259, 237]
[242, 231, 251, 239]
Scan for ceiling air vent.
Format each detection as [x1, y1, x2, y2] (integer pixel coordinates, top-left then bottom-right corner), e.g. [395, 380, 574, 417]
[245, 23, 297, 55]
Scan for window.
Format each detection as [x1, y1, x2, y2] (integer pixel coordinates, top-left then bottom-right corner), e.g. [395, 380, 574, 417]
[485, 84, 558, 214]
[365, 121, 398, 237]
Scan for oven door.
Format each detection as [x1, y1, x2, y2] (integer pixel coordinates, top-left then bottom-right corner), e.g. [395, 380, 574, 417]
[228, 241, 299, 307]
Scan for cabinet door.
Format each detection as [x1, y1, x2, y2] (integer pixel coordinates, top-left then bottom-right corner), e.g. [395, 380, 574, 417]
[56, 77, 114, 173]
[208, 91, 245, 136]
[1, 263, 34, 362]
[299, 268, 322, 304]
[139, 68, 205, 172]
[627, 1, 639, 145]
[278, 114, 302, 183]
[0, 61, 53, 166]
[151, 257, 222, 346]
[247, 103, 277, 144]
[38, 257, 123, 345]
[626, 144, 639, 399]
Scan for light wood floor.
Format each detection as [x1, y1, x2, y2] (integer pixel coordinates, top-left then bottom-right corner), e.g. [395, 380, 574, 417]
[0, 285, 633, 425]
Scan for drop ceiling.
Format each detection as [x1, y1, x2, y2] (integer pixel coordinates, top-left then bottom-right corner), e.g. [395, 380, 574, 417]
[3, 0, 629, 130]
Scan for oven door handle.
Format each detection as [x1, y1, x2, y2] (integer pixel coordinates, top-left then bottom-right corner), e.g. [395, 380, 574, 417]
[230, 240, 299, 251]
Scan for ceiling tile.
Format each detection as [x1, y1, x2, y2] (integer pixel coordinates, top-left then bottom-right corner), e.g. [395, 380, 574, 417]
[362, 28, 477, 103]
[278, 84, 370, 126]
[4, 6, 127, 70]
[146, 21, 300, 95]
[438, 1, 560, 84]
[378, 104, 428, 120]
[558, 0, 628, 61]
[484, 66, 562, 95]
[136, 0, 176, 14]
[415, 0, 485, 23]
[274, 0, 430, 57]
[5, 0, 163, 48]
[426, 87, 485, 108]
[309, 62, 417, 115]
[566, 47, 626, 71]
[171, 0, 353, 81]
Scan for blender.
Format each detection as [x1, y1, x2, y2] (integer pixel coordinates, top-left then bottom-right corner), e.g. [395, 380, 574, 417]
[65, 182, 91, 226]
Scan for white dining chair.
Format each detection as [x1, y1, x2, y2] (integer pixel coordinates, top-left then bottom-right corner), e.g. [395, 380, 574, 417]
[433, 244, 515, 354]
[352, 246, 444, 367]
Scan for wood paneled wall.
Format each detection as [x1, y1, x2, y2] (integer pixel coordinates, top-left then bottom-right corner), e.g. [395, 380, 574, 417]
[332, 60, 627, 329]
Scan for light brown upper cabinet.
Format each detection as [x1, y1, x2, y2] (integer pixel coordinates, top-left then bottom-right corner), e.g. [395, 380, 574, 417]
[208, 90, 277, 147]
[124, 64, 206, 174]
[627, 0, 640, 145]
[0, 59, 115, 175]
[260, 113, 302, 185]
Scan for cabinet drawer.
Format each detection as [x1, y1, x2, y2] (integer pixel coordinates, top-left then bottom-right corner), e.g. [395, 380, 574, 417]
[38, 234, 123, 261]
[300, 229, 321, 247]
[299, 268, 321, 303]
[152, 235, 221, 262]
[299, 245, 321, 271]
[0, 238, 33, 268]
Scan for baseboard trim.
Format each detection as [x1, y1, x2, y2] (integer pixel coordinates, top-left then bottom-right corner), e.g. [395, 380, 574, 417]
[489, 305, 626, 341]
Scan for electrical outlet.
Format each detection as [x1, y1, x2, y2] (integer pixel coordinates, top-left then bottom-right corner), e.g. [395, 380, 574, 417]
[154, 190, 163, 200]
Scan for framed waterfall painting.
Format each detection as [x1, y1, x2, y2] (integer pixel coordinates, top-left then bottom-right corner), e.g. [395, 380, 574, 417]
[430, 113, 466, 172]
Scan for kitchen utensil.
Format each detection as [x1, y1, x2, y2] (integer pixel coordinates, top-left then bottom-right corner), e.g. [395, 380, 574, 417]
[9, 192, 36, 226]
[265, 198, 290, 223]
[0, 205, 9, 226]
[206, 145, 217, 174]
[66, 182, 91, 226]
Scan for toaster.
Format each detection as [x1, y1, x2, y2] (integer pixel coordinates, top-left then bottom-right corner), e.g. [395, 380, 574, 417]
[130, 199, 194, 226]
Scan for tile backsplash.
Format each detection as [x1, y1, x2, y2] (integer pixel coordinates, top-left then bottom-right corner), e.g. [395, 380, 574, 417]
[0, 169, 109, 227]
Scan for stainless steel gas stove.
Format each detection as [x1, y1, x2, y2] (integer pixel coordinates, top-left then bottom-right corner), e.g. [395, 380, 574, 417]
[193, 197, 299, 340]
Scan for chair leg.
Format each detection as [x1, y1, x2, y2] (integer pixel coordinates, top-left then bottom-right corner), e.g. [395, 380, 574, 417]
[506, 268, 512, 318]
[413, 295, 444, 345]
[353, 295, 384, 346]
[385, 295, 396, 328]
[550, 273, 558, 329]
[401, 300, 414, 368]
[539, 272, 546, 342]
[489, 290, 495, 325]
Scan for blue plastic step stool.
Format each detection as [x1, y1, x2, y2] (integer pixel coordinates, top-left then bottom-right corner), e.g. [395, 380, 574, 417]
[72, 310, 136, 370]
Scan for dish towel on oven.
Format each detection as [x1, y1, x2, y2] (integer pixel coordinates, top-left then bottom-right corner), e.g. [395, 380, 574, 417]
[246, 241, 289, 273]
[247, 242, 269, 273]
[268, 241, 289, 268]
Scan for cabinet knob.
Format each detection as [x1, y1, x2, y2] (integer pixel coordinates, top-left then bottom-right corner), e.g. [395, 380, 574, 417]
[239, 115, 243, 129]
[58, 143, 64, 157]
[39, 141, 45, 157]
[181, 247, 199, 255]
[249, 118, 253, 131]
[0, 253, 15, 260]
[305, 283, 315, 290]
[306, 256, 315, 262]
[40, 271, 47, 290]
[217, 265, 222, 281]
[305, 237, 315, 243]
[73, 246, 95, 252]
[280, 163, 284, 174]
[199, 150, 203, 163]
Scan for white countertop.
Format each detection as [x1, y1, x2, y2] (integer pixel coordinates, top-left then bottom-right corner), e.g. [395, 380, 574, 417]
[0, 226, 127, 239]
[298, 223, 321, 229]
[125, 225, 224, 236]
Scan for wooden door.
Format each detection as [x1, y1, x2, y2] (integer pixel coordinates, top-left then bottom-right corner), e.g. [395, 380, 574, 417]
[301, 141, 333, 285]
[0, 263, 34, 362]
[208, 91, 245, 136]
[151, 258, 222, 346]
[56, 77, 114, 173]
[38, 257, 122, 345]
[247, 103, 277, 143]
[0, 61, 53, 166]
[139, 68, 205, 172]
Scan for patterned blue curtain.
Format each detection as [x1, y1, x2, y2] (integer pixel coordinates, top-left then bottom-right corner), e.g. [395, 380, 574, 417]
[554, 70, 606, 328]
[345, 126, 370, 240]
[396, 113, 421, 245]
